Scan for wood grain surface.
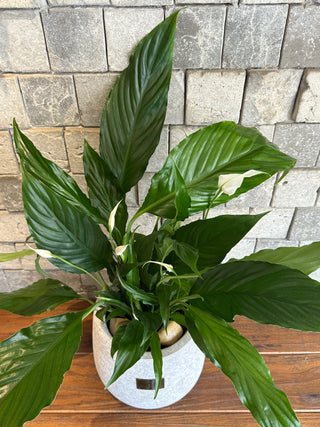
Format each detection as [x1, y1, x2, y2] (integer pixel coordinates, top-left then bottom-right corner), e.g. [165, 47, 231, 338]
[1, 300, 319, 426]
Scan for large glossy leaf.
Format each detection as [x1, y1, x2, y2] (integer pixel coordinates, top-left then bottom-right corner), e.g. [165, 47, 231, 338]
[22, 168, 112, 273]
[186, 306, 300, 427]
[83, 140, 127, 242]
[237, 242, 320, 275]
[191, 261, 320, 331]
[172, 213, 266, 271]
[13, 120, 104, 226]
[137, 122, 296, 219]
[0, 311, 84, 427]
[0, 278, 82, 316]
[100, 12, 178, 192]
[106, 320, 149, 387]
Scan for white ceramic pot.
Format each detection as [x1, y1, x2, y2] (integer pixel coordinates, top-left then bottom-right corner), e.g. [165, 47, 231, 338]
[92, 313, 205, 409]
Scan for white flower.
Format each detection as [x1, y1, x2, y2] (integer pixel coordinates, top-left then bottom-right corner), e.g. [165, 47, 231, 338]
[143, 261, 174, 273]
[115, 245, 128, 257]
[108, 200, 122, 234]
[218, 170, 264, 196]
[30, 247, 53, 259]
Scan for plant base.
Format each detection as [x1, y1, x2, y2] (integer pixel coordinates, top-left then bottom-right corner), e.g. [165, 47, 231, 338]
[92, 314, 205, 409]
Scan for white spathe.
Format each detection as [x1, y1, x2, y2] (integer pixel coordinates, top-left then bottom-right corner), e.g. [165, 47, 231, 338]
[218, 170, 264, 196]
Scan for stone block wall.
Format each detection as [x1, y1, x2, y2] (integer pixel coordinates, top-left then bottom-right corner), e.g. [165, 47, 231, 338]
[1, 1, 320, 292]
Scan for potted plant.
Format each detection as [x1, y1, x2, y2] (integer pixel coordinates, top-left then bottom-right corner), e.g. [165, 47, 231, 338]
[1, 10, 320, 426]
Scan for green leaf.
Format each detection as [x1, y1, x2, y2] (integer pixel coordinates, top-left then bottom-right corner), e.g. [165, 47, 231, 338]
[111, 324, 127, 358]
[172, 213, 266, 271]
[150, 332, 163, 399]
[0, 311, 84, 427]
[13, 120, 104, 226]
[22, 168, 112, 274]
[156, 281, 179, 329]
[83, 140, 128, 242]
[172, 158, 191, 221]
[137, 122, 295, 219]
[191, 261, 320, 331]
[117, 272, 158, 306]
[0, 249, 34, 263]
[0, 278, 83, 316]
[106, 320, 149, 387]
[100, 12, 179, 192]
[238, 241, 320, 275]
[186, 306, 300, 427]
[172, 240, 200, 276]
[136, 310, 162, 345]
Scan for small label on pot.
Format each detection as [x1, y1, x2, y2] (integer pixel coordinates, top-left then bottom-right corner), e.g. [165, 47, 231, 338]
[136, 378, 165, 390]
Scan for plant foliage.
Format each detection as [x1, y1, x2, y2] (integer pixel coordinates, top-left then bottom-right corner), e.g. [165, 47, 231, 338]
[0, 10, 319, 427]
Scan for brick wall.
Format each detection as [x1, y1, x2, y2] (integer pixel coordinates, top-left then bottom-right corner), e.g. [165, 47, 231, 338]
[1, 1, 320, 292]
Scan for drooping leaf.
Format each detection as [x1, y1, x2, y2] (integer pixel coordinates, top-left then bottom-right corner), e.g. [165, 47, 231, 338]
[22, 168, 112, 274]
[172, 240, 200, 275]
[191, 261, 320, 331]
[83, 140, 128, 242]
[172, 213, 266, 271]
[137, 122, 296, 219]
[106, 320, 149, 387]
[156, 281, 179, 329]
[111, 324, 127, 358]
[237, 241, 320, 275]
[13, 120, 104, 226]
[100, 12, 179, 192]
[0, 311, 84, 427]
[150, 332, 163, 399]
[186, 306, 301, 427]
[136, 310, 162, 345]
[0, 249, 34, 263]
[0, 278, 83, 316]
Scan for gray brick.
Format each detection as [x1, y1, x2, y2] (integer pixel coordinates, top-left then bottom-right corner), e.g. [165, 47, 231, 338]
[247, 208, 295, 239]
[3, 270, 42, 292]
[0, 243, 21, 270]
[0, 131, 19, 175]
[176, 0, 230, 3]
[273, 124, 320, 167]
[207, 207, 250, 218]
[0, 212, 29, 243]
[255, 239, 299, 252]
[165, 71, 185, 125]
[19, 75, 79, 127]
[146, 127, 168, 173]
[256, 125, 275, 141]
[48, 0, 110, 4]
[15, 243, 49, 271]
[223, 239, 256, 262]
[0, 0, 41, 7]
[281, 6, 320, 68]
[0, 176, 23, 212]
[74, 74, 118, 127]
[242, 0, 300, 3]
[138, 172, 154, 206]
[223, 6, 287, 69]
[126, 186, 138, 208]
[0, 270, 10, 293]
[241, 70, 303, 125]
[72, 174, 88, 196]
[104, 8, 163, 72]
[168, 7, 225, 69]
[112, 0, 172, 4]
[186, 70, 246, 125]
[42, 8, 106, 72]
[64, 127, 99, 173]
[0, 76, 29, 129]
[23, 128, 69, 171]
[226, 176, 276, 209]
[290, 208, 320, 240]
[273, 170, 320, 208]
[295, 71, 320, 123]
[47, 269, 82, 293]
[0, 10, 49, 73]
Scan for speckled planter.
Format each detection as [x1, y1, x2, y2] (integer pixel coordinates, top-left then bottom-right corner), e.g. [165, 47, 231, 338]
[92, 313, 205, 409]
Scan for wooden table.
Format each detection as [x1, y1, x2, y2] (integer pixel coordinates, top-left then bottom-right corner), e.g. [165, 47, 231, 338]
[1, 300, 320, 426]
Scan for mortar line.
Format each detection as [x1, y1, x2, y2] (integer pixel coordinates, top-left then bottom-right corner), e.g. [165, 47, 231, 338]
[278, 3, 290, 68]
[39, 9, 52, 72]
[286, 207, 297, 240]
[220, 4, 228, 69]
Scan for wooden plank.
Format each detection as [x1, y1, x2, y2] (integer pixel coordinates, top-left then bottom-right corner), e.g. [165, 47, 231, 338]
[1, 301, 320, 354]
[26, 411, 320, 426]
[35, 353, 320, 412]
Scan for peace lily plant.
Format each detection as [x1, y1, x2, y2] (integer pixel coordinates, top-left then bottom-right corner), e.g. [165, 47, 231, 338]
[1, 11, 320, 427]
